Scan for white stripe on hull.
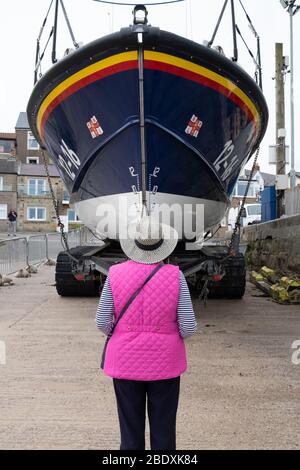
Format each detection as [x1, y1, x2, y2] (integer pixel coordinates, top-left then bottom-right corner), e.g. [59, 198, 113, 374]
[75, 192, 227, 241]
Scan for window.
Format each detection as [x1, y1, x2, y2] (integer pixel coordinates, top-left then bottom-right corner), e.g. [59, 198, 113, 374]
[0, 176, 3, 191]
[0, 203, 7, 219]
[233, 181, 256, 197]
[27, 131, 39, 150]
[67, 209, 79, 222]
[63, 191, 70, 202]
[26, 157, 39, 164]
[28, 179, 46, 196]
[27, 207, 46, 221]
[247, 205, 261, 216]
[0, 139, 14, 154]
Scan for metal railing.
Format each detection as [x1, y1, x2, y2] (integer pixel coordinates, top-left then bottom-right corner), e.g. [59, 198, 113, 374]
[27, 235, 47, 265]
[0, 237, 28, 276]
[0, 227, 95, 275]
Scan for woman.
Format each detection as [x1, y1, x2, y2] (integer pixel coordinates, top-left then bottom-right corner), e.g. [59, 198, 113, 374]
[96, 216, 197, 450]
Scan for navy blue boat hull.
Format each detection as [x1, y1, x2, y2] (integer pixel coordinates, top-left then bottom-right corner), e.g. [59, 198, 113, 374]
[27, 27, 268, 240]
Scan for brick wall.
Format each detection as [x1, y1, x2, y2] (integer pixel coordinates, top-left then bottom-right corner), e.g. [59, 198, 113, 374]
[15, 129, 51, 164]
[0, 192, 17, 232]
[0, 172, 17, 232]
[16, 176, 69, 232]
[0, 172, 17, 192]
[17, 196, 57, 232]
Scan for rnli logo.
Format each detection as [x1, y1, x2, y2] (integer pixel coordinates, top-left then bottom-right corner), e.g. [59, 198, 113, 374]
[87, 116, 104, 139]
[185, 115, 203, 138]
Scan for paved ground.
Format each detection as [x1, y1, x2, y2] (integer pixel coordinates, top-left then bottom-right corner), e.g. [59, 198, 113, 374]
[0, 265, 299, 450]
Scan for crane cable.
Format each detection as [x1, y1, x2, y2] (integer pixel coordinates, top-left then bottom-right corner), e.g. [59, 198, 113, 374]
[238, 0, 263, 89]
[93, 0, 185, 5]
[59, 0, 79, 49]
[235, 24, 260, 79]
[34, 0, 54, 83]
[34, 0, 79, 79]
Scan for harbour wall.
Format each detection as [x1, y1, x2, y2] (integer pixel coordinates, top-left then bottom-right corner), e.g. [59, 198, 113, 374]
[242, 215, 300, 273]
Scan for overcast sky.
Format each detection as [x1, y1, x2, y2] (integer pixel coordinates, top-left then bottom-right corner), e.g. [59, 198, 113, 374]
[0, 0, 299, 173]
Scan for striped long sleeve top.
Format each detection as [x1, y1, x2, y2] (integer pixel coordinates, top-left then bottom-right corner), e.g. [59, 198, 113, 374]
[96, 271, 197, 338]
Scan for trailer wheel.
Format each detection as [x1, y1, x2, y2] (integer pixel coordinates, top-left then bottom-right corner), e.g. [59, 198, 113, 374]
[207, 253, 246, 299]
[55, 249, 100, 297]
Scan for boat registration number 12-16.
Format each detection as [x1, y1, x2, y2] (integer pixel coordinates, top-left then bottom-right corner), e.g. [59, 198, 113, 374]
[214, 140, 239, 182]
[57, 140, 81, 181]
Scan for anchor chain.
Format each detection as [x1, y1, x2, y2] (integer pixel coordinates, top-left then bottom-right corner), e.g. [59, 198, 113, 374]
[199, 146, 261, 306]
[226, 145, 261, 259]
[42, 150, 70, 252]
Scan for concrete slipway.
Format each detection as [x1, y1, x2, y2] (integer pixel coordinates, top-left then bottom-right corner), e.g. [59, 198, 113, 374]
[0, 264, 299, 450]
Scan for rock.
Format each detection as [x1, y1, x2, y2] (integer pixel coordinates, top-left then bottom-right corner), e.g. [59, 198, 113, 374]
[15, 269, 31, 278]
[26, 265, 38, 274]
[0, 274, 14, 286]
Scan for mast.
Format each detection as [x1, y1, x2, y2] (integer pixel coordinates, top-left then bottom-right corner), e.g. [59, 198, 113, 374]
[133, 5, 149, 213]
[52, 0, 59, 63]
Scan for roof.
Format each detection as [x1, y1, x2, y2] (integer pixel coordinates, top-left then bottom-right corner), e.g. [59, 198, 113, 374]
[288, 171, 300, 178]
[245, 169, 276, 186]
[0, 159, 18, 174]
[259, 171, 276, 186]
[0, 132, 16, 140]
[15, 112, 30, 130]
[18, 163, 60, 177]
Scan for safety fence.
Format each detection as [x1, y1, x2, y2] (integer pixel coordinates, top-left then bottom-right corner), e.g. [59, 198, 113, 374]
[0, 227, 94, 275]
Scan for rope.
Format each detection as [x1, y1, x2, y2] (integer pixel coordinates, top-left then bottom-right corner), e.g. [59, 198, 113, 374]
[34, 0, 54, 83]
[34, 0, 79, 77]
[188, 0, 193, 40]
[185, 0, 193, 41]
[60, 0, 79, 48]
[208, 0, 229, 47]
[35, 27, 54, 73]
[38, 0, 54, 41]
[204, 224, 222, 241]
[235, 24, 259, 68]
[237, 0, 263, 89]
[238, 0, 258, 37]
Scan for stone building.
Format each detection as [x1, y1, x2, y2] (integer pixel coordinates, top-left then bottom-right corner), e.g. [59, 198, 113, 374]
[0, 156, 18, 232]
[16, 163, 71, 232]
[15, 112, 51, 165]
[0, 112, 79, 234]
[0, 132, 16, 156]
[14, 112, 74, 232]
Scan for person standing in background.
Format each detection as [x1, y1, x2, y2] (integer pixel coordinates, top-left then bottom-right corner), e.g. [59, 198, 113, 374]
[7, 209, 17, 237]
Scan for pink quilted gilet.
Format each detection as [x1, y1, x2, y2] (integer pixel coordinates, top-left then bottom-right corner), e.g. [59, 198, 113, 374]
[103, 260, 187, 381]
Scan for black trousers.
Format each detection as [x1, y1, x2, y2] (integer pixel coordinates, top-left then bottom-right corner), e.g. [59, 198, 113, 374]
[113, 376, 180, 450]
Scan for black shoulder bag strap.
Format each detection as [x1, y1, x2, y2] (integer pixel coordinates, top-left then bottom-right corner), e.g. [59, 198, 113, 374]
[100, 263, 164, 370]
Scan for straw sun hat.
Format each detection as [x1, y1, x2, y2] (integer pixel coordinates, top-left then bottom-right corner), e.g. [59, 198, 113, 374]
[120, 216, 178, 264]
